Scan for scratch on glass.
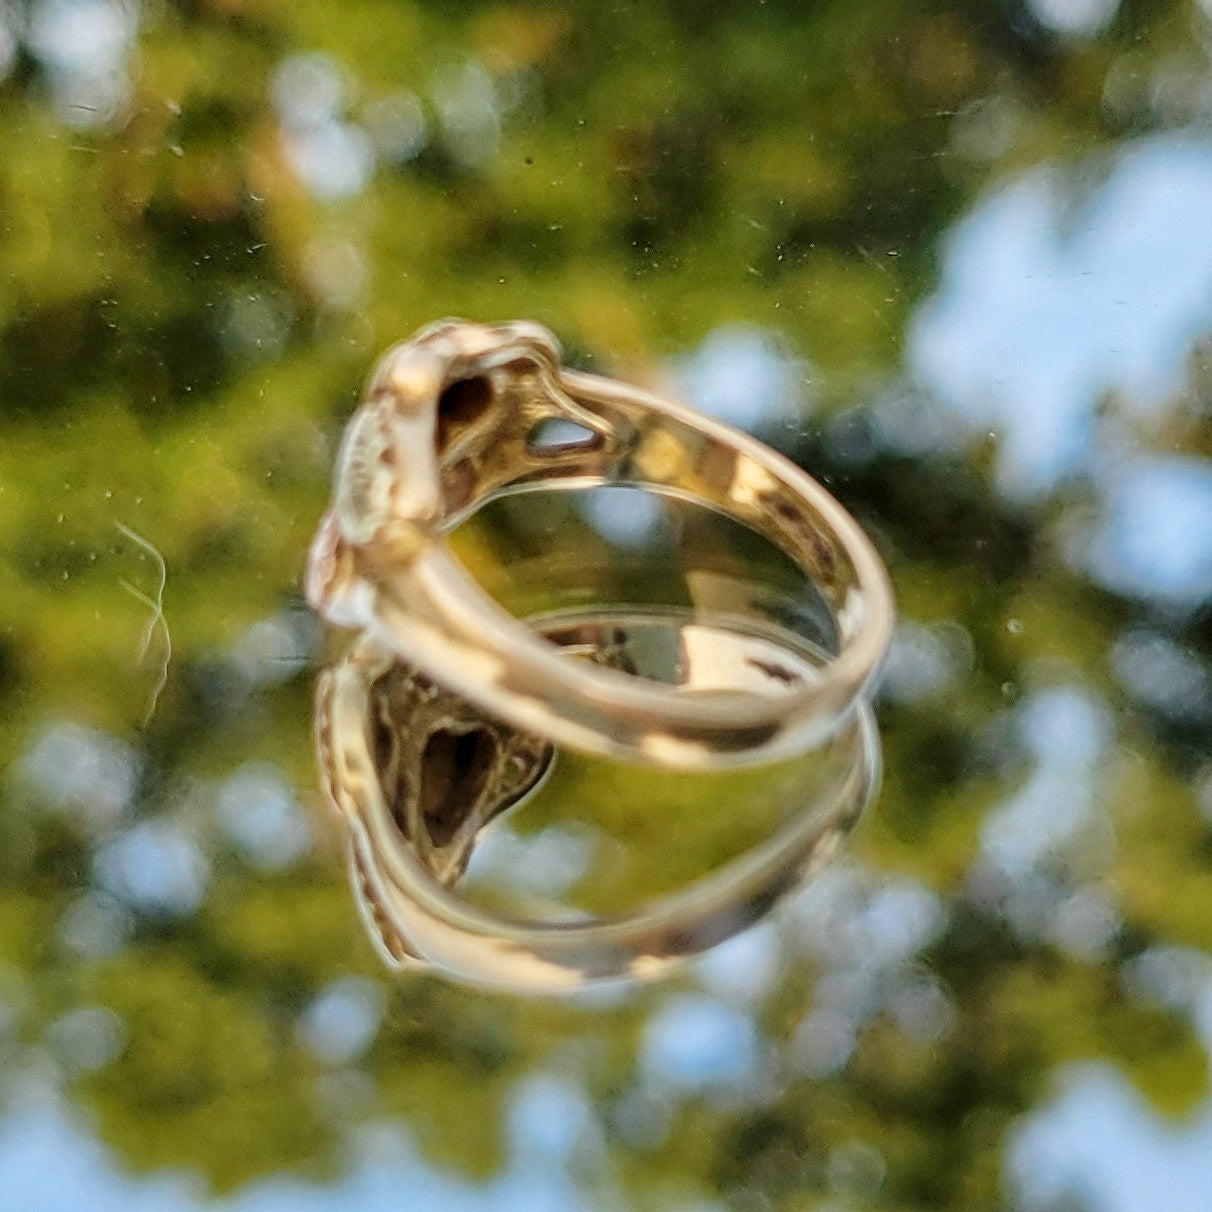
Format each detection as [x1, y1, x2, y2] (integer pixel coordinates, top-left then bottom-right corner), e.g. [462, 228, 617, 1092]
[115, 522, 171, 727]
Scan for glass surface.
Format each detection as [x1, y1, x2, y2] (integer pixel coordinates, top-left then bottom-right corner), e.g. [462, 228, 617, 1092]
[2, 0, 1212, 1208]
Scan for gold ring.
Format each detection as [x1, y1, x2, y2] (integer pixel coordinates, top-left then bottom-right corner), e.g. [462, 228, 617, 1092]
[307, 319, 893, 990]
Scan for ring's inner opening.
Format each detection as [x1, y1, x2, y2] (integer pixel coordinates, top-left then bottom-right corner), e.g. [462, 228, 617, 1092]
[449, 483, 840, 678]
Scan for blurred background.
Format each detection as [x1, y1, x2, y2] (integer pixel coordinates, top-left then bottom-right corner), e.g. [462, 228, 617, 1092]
[2, 0, 1212, 1208]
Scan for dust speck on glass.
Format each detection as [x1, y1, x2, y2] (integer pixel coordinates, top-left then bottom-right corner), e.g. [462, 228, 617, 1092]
[2, 0, 1211, 1208]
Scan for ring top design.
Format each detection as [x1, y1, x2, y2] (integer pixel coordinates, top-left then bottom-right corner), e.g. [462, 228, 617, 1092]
[307, 319, 894, 770]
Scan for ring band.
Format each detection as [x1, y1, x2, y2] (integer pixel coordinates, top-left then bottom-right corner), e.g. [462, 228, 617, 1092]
[306, 319, 893, 771]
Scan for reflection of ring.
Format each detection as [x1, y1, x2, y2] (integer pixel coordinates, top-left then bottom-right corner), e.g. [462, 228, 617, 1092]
[306, 319, 893, 770]
[314, 628, 880, 992]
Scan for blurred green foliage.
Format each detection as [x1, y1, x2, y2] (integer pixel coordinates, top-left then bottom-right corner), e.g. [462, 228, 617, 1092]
[2, 0, 1211, 1208]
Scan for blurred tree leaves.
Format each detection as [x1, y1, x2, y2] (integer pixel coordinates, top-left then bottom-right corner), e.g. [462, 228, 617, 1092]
[1, 0, 1210, 1207]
